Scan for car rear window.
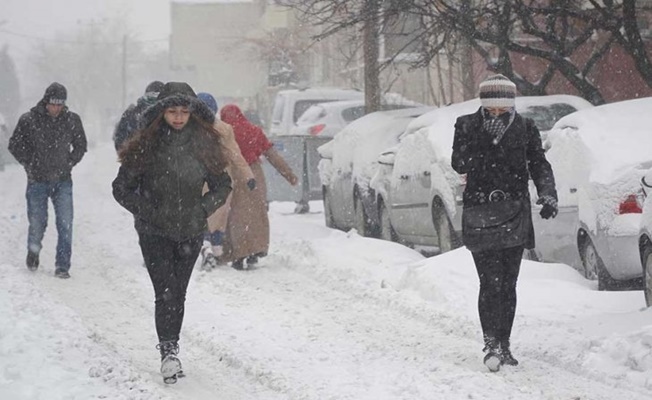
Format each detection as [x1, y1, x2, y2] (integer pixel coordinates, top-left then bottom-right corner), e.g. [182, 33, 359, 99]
[341, 106, 366, 122]
[521, 103, 577, 131]
[294, 100, 337, 123]
[297, 105, 327, 124]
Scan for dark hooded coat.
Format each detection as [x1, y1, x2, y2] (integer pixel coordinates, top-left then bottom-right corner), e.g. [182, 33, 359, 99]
[112, 82, 232, 241]
[451, 108, 557, 249]
[112, 93, 158, 151]
[8, 82, 87, 182]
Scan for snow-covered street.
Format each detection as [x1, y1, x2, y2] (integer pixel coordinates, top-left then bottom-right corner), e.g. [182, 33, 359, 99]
[1, 143, 651, 399]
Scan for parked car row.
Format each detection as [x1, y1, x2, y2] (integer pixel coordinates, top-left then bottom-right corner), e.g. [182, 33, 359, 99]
[277, 87, 651, 303]
[316, 93, 652, 303]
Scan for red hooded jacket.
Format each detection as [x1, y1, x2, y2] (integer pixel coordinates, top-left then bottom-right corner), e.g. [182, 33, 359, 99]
[220, 104, 273, 165]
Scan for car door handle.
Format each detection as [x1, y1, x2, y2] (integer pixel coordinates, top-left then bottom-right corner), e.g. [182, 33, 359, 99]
[400, 175, 409, 180]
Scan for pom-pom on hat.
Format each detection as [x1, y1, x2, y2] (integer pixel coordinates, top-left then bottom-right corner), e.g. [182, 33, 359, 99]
[479, 74, 516, 109]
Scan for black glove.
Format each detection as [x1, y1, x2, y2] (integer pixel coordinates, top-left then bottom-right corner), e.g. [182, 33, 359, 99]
[536, 195, 558, 219]
[246, 178, 256, 191]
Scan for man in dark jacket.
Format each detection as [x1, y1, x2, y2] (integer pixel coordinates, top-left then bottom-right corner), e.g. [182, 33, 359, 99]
[8, 82, 87, 278]
[113, 80, 164, 151]
[451, 74, 558, 372]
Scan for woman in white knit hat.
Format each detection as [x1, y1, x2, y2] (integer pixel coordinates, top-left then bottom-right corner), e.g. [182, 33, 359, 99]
[451, 74, 559, 372]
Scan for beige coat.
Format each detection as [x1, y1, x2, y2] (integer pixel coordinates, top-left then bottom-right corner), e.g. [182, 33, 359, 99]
[205, 120, 254, 233]
[221, 147, 297, 262]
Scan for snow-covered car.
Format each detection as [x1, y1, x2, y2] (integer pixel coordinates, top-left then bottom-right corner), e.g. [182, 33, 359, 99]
[371, 95, 593, 254]
[638, 168, 652, 307]
[290, 99, 421, 138]
[319, 106, 434, 234]
[532, 97, 652, 290]
[268, 87, 363, 137]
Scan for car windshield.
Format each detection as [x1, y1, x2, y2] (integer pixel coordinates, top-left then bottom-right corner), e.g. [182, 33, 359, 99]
[297, 105, 327, 124]
[520, 103, 578, 131]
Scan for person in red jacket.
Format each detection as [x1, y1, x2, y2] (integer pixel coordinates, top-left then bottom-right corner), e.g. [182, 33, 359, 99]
[219, 104, 298, 269]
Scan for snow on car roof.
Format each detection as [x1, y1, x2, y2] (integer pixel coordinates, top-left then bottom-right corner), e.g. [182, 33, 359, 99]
[548, 97, 652, 183]
[329, 107, 432, 183]
[402, 95, 593, 164]
[404, 94, 593, 139]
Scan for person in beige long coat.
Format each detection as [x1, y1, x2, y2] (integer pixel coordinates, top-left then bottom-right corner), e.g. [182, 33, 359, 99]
[219, 104, 298, 270]
[197, 93, 255, 270]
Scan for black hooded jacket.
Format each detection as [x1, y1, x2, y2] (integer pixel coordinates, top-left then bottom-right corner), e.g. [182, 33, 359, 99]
[112, 82, 232, 241]
[451, 107, 557, 249]
[8, 83, 87, 182]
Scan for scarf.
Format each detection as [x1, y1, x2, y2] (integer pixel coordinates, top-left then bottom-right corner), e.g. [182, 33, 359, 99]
[482, 108, 515, 144]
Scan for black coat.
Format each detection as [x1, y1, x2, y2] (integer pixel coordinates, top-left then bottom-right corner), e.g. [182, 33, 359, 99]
[8, 103, 87, 182]
[113, 93, 158, 151]
[451, 108, 557, 249]
[112, 122, 232, 241]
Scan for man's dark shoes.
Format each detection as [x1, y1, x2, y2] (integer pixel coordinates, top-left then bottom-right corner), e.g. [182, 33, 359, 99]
[26, 252, 39, 271]
[231, 258, 245, 270]
[246, 255, 258, 265]
[54, 269, 71, 279]
[500, 342, 519, 366]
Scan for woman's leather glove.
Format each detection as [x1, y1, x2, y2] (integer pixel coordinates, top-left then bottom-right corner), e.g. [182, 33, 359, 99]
[536, 195, 558, 219]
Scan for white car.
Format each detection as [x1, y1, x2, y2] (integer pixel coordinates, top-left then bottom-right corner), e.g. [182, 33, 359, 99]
[268, 87, 363, 137]
[638, 168, 652, 307]
[319, 106, 434, 234]
[534, 98, 652, 290]
[371, 95, 593, 254]
[291, 100, 367, 137]
[291, 99, 422, 138]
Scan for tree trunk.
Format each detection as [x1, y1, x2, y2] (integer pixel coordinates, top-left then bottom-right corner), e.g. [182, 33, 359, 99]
[363, 0, 381, 114]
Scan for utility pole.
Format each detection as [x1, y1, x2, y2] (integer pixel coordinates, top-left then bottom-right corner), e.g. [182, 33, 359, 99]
[122, 34, 127, 110]
[363, 0, 381, 114]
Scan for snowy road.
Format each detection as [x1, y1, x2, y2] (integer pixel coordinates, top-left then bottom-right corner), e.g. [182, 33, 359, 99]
[1, 143, 651, 399]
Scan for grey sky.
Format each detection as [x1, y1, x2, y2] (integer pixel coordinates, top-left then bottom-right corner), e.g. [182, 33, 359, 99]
[1, 0, 170, 57]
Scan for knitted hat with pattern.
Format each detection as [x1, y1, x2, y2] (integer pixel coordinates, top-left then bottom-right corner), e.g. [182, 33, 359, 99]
[479, 74, 516, 108]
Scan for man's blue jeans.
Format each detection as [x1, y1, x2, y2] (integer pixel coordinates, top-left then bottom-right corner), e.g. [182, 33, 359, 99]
[26, 180, 74, 271]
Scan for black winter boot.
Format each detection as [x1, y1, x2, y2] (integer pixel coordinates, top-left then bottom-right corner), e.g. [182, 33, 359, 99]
[482, 336, 502, 372]
[231, 258, 245, 270]
[26, 252, 39, 271]
[157, 340, 183, 383]
[500, 340, 519, 366]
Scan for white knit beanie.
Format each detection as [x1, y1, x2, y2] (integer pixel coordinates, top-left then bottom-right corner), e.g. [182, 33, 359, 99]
[479, 74, 516, 108]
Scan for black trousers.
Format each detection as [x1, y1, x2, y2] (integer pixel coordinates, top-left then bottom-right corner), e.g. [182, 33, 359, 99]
[138, 233, 203, 343]
[471, 246, 524, 344]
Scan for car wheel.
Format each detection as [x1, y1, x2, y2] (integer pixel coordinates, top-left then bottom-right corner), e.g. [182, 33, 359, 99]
[379, 201, 398, 242]
[643, 244, 652, 307]
[323, 187, 336, 229]
[354, 195, 369, 237]
[581, 238, 612, 291]
[432, 203, 459, 254]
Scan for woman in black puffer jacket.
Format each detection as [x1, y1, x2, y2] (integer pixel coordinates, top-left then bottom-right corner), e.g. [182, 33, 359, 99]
[112, 82, 232, 384]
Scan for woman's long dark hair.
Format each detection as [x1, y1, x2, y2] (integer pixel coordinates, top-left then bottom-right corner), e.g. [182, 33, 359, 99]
[118, 113, 227, 175]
